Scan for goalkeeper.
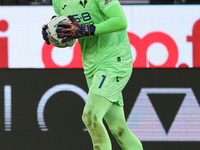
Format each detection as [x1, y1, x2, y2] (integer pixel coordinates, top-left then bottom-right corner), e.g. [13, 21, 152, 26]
[42, 0, 143, 149]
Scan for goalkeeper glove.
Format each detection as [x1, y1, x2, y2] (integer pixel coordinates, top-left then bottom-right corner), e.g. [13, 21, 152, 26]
[56, 16, 95, 43]
[41, 16, 57, 45]
[42, 24, 50, 45]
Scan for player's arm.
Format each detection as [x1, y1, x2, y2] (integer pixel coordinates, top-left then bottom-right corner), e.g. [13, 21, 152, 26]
[56, 3, 127, 42]
[94, 3, 127, 35]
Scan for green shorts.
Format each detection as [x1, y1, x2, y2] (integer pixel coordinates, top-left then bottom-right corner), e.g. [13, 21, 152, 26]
[85, 63, 132, 106]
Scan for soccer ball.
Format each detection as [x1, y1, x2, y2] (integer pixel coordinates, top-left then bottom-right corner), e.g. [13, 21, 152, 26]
[46, 16, 76, 48]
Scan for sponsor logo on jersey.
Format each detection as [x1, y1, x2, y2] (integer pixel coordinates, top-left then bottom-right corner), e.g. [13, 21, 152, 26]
[79, 0, 88, 8]
[105, 0, 112, 4]
[62, 4, 67, 10]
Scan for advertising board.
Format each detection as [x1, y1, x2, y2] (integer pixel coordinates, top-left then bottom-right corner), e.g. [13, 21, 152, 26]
[0, 5, 200, 68]
[0, 69, 200, 150]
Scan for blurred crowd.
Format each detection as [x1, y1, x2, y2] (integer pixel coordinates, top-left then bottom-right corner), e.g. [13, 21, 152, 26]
[0, 0, 199, 5]
[151, 0, 200, 4]
[0, 0, 52, 5]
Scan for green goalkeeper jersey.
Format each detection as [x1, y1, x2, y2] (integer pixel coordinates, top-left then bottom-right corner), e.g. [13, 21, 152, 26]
[52, 0, 132, 76]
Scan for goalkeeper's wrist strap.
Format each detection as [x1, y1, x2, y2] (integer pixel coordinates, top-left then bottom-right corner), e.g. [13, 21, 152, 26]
[83, 25, 95, 36]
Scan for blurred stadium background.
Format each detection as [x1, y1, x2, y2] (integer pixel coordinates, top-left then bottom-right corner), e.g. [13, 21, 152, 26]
[0, 0, 200, 5]
[0, 0, 200, 150]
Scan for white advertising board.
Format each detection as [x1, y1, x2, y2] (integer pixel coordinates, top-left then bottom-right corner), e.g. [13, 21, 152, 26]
[0, 5, 199, 68]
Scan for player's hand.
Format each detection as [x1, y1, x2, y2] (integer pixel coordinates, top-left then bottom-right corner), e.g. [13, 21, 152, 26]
[42, 24, 50, 45]
[41, 16, 57, 45]
[56, 16, 95, 43]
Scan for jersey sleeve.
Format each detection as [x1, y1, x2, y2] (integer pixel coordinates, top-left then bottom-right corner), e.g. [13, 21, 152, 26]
[96, 0, 120, 12]
[52, 0, 61, 16]
[94, 3, 127, 35]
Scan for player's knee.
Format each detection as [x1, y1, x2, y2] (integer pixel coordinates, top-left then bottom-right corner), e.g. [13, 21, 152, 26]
[82, 111, 95, 127]
[82, 111, 92, 127]
[82, 111, 99, 128]
[109, 126, 126, 138]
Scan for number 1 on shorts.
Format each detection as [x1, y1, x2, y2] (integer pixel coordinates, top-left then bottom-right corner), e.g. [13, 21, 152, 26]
[99, 75, 106, 89]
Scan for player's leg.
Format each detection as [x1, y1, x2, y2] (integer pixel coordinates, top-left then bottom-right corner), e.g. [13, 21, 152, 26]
[104, 103, 143, 150]
[82, 92, 113, 150]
